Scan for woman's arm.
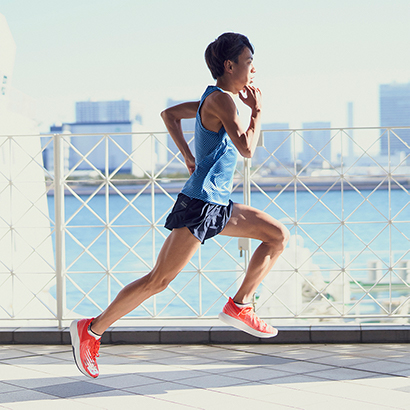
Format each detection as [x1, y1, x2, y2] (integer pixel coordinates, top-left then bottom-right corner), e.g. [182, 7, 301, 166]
[160, 101, 200, 175]
[201, 86, 262, 159]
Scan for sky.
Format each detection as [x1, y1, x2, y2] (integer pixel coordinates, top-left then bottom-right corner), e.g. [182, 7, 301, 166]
[2, 0, 410, 133]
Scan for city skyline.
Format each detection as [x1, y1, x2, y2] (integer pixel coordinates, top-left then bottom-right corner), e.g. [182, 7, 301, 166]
[2, 0, 410, 136]
[380, 83, 410, 156]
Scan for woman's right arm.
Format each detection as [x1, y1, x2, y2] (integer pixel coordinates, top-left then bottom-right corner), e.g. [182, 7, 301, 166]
[160, 101, 200, 175]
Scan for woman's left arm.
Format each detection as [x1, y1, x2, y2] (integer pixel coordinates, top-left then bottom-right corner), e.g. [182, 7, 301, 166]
[160, 101, 200, 175]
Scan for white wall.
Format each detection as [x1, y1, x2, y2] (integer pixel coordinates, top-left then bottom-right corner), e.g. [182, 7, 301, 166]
[0, 13, 56, 323]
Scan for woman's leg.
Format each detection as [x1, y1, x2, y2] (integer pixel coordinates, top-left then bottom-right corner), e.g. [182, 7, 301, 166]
[220, 203, 290, 303]
[91, 227, 201, 335]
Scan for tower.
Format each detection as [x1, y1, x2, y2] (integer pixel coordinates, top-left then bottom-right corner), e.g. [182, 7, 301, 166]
[299, 122, 331, 167]
[379, 83, 410, 156]
[257, 123, 292, 168]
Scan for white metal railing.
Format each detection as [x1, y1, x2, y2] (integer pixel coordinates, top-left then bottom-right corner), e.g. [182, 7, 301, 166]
[1, 126, 410, 327]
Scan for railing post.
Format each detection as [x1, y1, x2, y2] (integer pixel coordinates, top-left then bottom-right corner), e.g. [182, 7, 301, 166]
[242, 157, 252, 286]
[54, 134, 65, 328]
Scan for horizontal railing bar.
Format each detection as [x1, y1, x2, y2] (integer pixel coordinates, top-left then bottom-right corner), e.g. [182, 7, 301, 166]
[2, 126, 410, 325]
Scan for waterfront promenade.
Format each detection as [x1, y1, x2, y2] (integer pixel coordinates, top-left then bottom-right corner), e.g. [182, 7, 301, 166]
[1, 342, 410, 409]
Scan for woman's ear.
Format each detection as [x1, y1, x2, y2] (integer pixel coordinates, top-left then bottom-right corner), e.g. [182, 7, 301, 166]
[224, 59, 234, 74]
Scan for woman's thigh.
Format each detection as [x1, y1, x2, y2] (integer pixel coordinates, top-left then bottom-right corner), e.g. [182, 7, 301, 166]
[220, 202, 287, 242]
[149, 226, 201, 282]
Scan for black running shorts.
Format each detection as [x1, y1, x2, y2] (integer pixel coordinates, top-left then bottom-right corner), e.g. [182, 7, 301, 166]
[164, 193, 233, 244]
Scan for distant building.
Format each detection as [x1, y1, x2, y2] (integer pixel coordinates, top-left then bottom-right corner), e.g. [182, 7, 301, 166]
[76, 100, 130, 123]
[256, 123, 292, 168]
[379, 83, 410, 156]
[45, 100, 147, 174]
[69, 100, 133, 173]
[299, 122, 331, 167]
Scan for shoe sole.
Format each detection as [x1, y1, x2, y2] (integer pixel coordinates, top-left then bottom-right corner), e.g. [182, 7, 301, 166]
[218, 312, 278, 338]
[70, 320, 97, 378]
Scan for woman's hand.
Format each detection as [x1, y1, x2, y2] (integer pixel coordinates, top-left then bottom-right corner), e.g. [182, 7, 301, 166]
[239, 85, 262, 116]
[185, 154, 195, 175]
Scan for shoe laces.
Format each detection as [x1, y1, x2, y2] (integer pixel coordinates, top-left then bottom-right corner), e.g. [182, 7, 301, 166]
[239, 306, 269, 331]
[239, 306, 254, 316]
[90, 338, 100, 359]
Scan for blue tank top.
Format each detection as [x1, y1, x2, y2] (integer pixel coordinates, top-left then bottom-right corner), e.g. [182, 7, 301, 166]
[181, 85, 238, 206]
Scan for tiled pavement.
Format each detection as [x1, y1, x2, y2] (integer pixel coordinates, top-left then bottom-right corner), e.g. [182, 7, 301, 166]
[1, 343, 410, 409]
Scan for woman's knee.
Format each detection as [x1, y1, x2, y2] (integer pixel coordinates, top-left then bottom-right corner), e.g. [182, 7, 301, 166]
[144, 271, 173, 295]
[265, 222, 290, 250]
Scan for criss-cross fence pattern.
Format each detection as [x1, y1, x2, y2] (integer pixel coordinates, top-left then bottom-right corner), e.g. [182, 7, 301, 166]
[0, 127, 409, 327]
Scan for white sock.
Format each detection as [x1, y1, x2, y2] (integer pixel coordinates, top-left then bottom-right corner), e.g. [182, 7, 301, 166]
[88, 323, 102, 340]
[234, 301, 252, 308]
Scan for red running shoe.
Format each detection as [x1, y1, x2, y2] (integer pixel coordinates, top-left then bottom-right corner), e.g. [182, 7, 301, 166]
[70, 318, 100, 378]
[218, 297, 278, 338]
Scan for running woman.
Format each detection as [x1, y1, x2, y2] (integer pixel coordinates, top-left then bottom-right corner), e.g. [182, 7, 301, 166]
[70, 32, 290, 378]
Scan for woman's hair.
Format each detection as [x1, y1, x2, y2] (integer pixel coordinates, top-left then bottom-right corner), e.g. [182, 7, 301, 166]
[205, 32, 254, 79]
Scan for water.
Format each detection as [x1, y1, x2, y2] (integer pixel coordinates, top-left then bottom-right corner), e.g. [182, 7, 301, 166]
[48, 188, 410, 318]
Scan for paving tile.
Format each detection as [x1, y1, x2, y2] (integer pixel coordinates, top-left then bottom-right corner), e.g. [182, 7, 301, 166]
[8, 397, 98, 409]
[176, 373, 248, 389]
[309, 343, 371, 353]
[213, 382, 323, 407]
[123, 380, 196, 396]
[148, 355, 217, 367]
[44, 350, 75, 362]
[261, 373, 331, 386]
[186, 361, 251, 374]
[0, 363, 51, 383]
[302, 397, 400, 410]
[1, 355, 66, 367]
[266, 360, 335, 374]
[3, 376, 77, 390]
[208, 380, 272, 398]
[262, 387, 334, 408]
[0, 350, 34, 361]
[75, 390, 200, 409]
[358, 348, 410, 360]
[145, 384, 286, 409]
[343, 375, 410, 390]
[14, 345, 70, 355]
[226, 343, 314, 354]
[349, 359, 410, 375]
[137, 368, 207, 382]
[224, 352, 292, 366]
[34, 380, 114, 398]
[1, 343, 410, 409]
[0, 383, 22, 394]
[394, 384, 410, 394]
[128, 348, 183, 361]
[301, 380, 410, 408]
[0, 389, 57, 405]
[311, 354, 376, 367]
[304, 367, 377, 381]
[219, 365, 292, 381]
[386, 354, 410, 365]
[91, 372, 167, 389]
[178, 346, 251, 361]
[275, 347, 335, 361]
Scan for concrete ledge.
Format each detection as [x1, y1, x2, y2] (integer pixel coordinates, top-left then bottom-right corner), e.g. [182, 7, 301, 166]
[361, 325, 410, 343]
[310, 325, 362, 343]
[1, 325, 409, 344]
